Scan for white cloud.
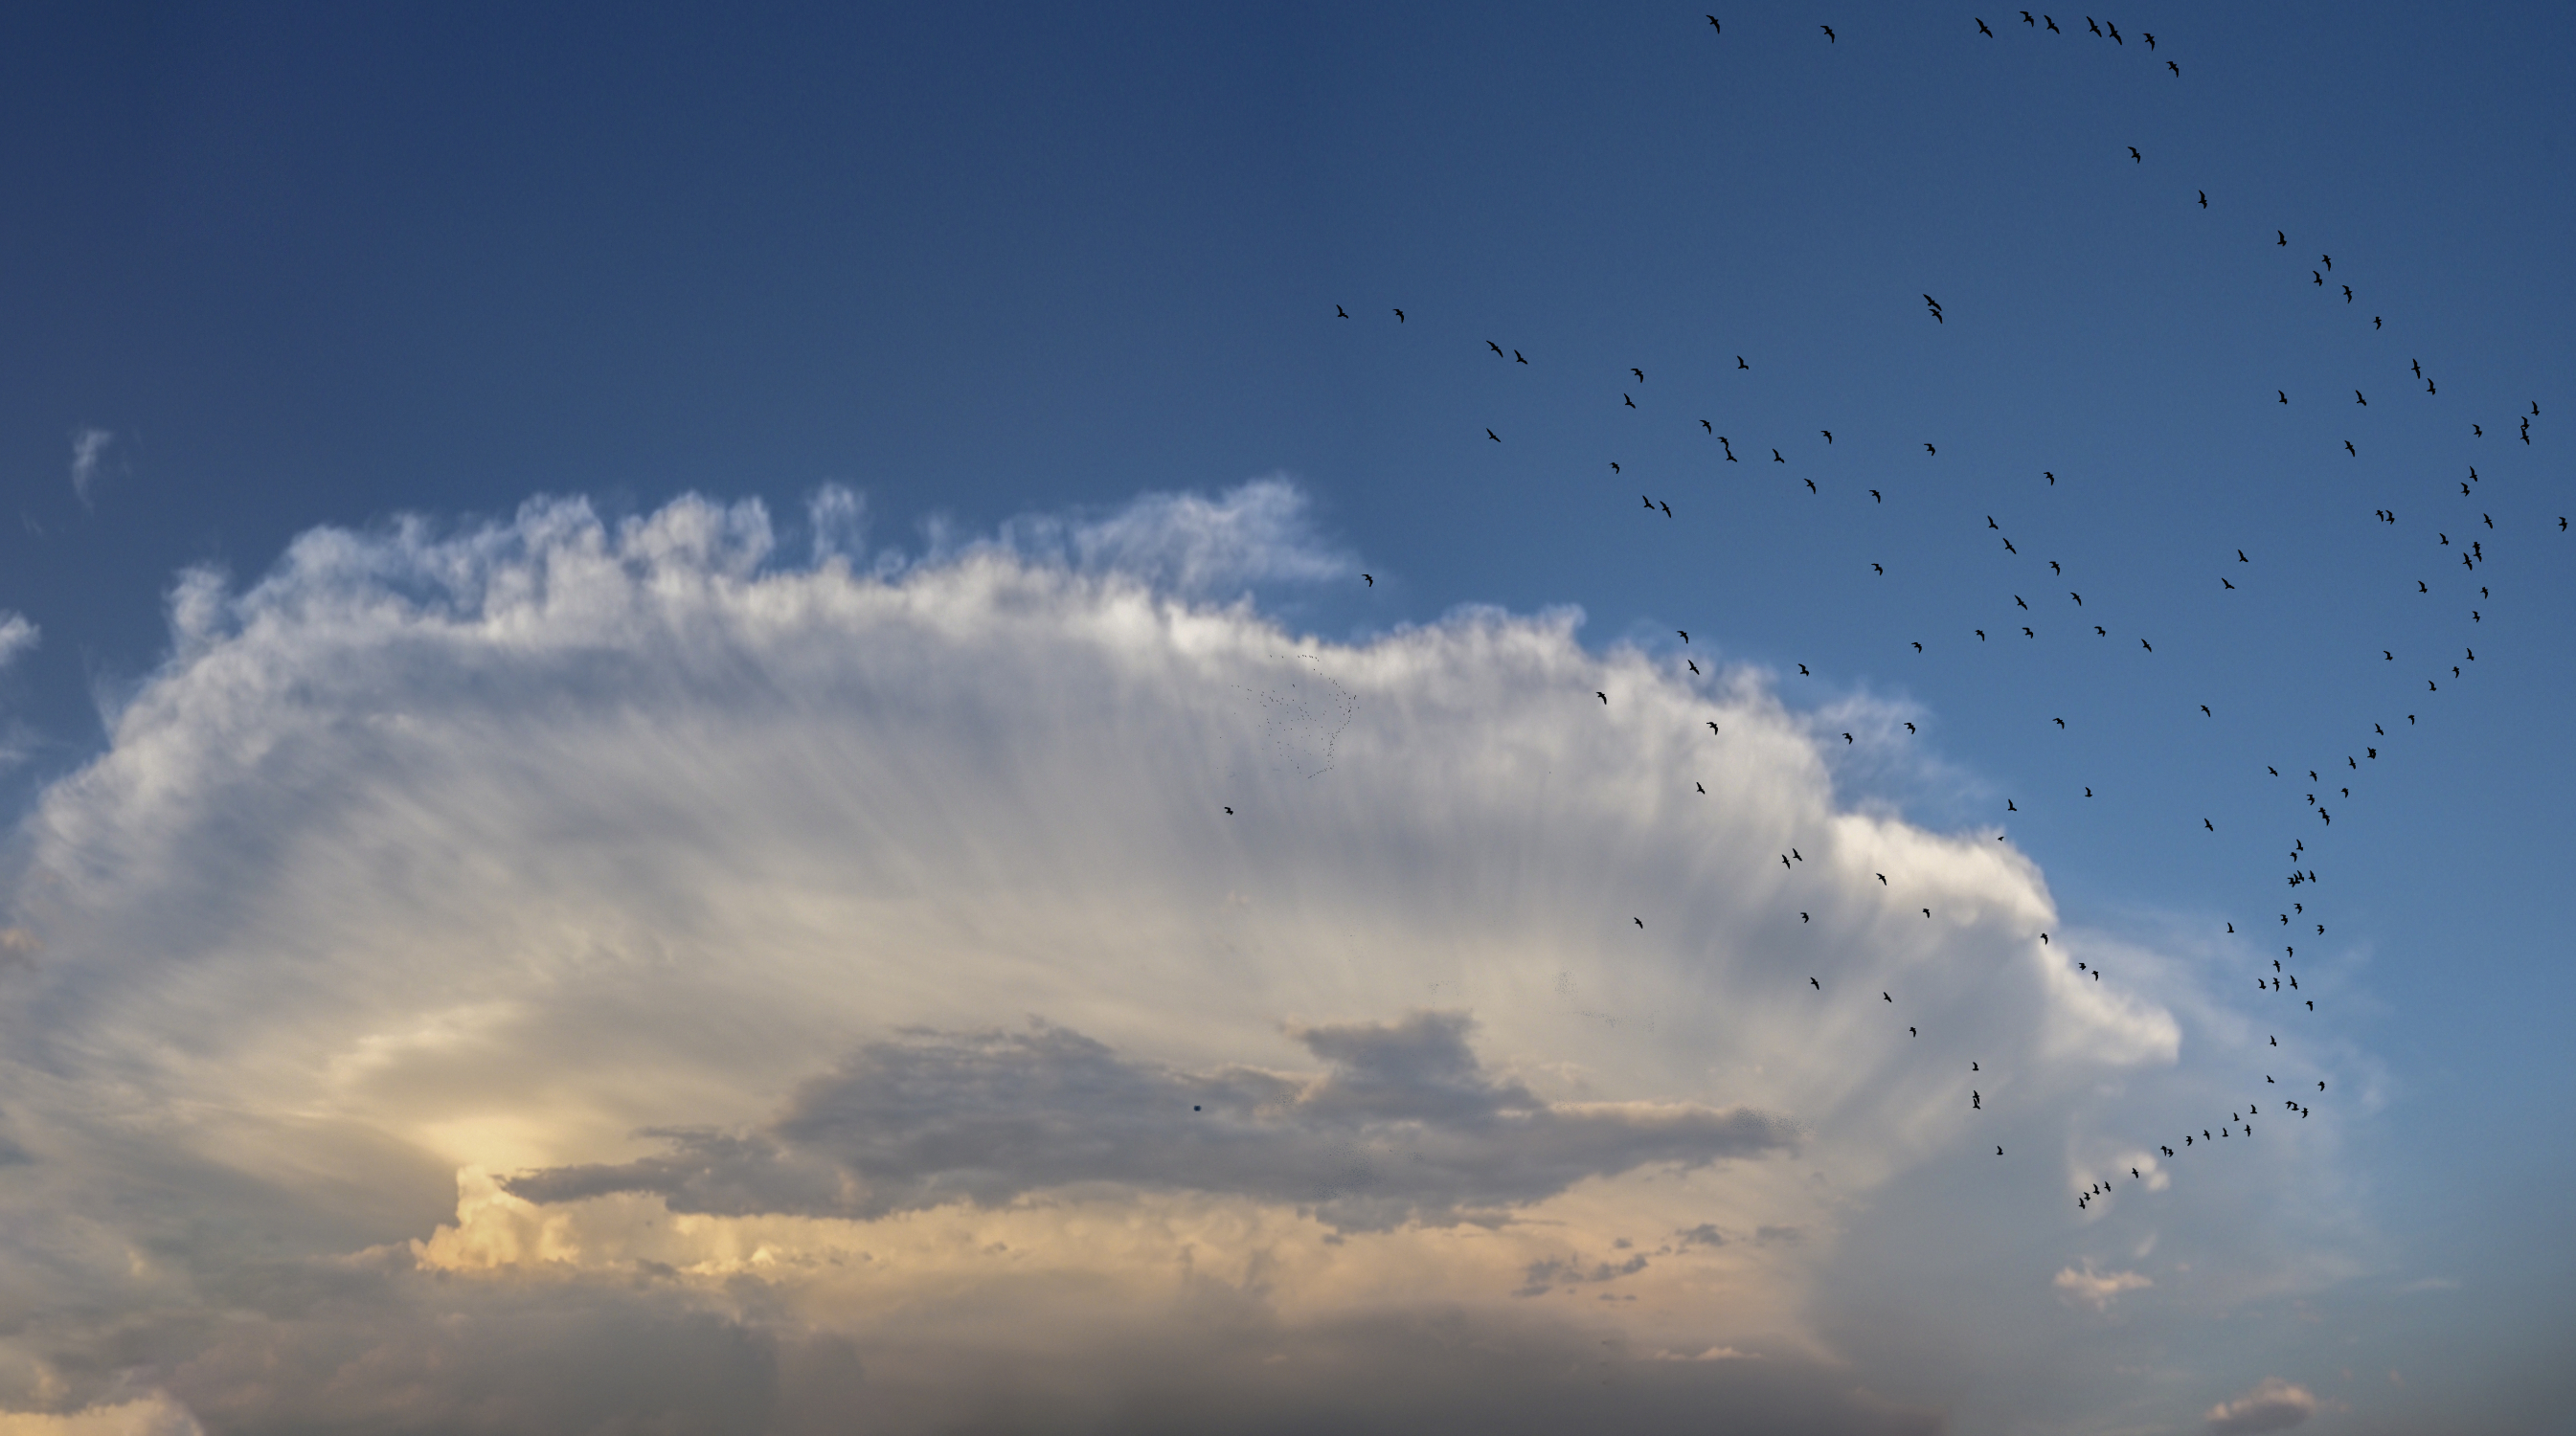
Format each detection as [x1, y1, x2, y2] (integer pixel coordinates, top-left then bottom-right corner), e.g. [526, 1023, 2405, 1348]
[2052, 1263, 2154, 1312]
[0, 482, 2361, 1430]
[0, 615, 34, 672]
[67, 430, 111, 509]
[2203, 1377, 2317, 1433]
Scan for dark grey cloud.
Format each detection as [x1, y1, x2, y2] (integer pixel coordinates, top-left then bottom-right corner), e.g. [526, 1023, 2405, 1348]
[506, 1011, 1795, 1231]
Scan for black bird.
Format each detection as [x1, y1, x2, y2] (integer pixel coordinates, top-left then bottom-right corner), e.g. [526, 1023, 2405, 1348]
[1363, 574, 1373, 587]
[2278, 230, 2288, 246]
[2143, 31, 2155, 47]
[2022, 627, 2035, 638]
[2280, 391, 2289, 404]
[1927, 443, 1937, 455]
[1843, 732, 1854, 744]
[2141, 639, 2153, 651]
[2054, 718, 2066, 728]
[1873, 563, 1885, 574]
[1707, 722, 1720, 734]
[1679, 630, 1690, 642]
[1336, 305, 1348, 318]
[1393, 308, 1405, 321]
[2343, 284, 2354, 302]
[1737, 356, 1750, 369]
[2223, 577, 2235, 589]
[2015, 595, 2028, 609]
[1223, 806, 1232, 814]
[2202, 705, 2211, 716]
[1797, 663, 1810, 675]
[2108, 19, 2121, 40]
[1488, 429, 1501, 441]
[1515, 350, 1528, 364]
[2088, 15, 2101, 34]
[2129, 146, 2141, 163]
[1636, 917, 1644, 929]
[2206, 819, 2215, 831]
[1707, 14, 1720, 31]
[1884, 992, 1892, 1002]
[2022, 10, 2035, 22]
[1702, 419, 1712, 432]
[2314, 270, 2324, 285]
[1977, 17, 1993, 34]
[2200, 191, 2207, 207]
[1805, 479, 1817, 493]
[1975, 629, 1986, 639]
[1489, 341, 1504, 357]
[1813, 976, 1821, 989]
[1625, 394, 1637, 408]
[1871, 489, 1883, 502]
[1774, 449, 1786, 462]
[1912, 641, 1923, 652]
[2357, 391, 2367, 406]
[2168, 59, 2180, 76]
[1821, 24, 1835, 40]
[1904, 722, 1916, 733]
[2045, 13, 2059, 30]
[2070, 593, 2083, 605]
[1597, 691, 1608, 704]
[1822, 429, 1834, 442]
[2049, 561, 2061, 573]
[2346, 440, 2357, 455]
[1877, 873, 1887, 885]
[2413, 359, 2422, 377]
[1631, 368, 1645, 383]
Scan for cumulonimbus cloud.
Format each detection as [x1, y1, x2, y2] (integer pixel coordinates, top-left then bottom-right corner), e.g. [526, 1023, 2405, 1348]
[0, 482, 2348, 1432]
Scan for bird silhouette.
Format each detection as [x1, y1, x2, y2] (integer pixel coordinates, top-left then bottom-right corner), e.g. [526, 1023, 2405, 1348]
[1596, 692, 1607, 704]
[2129, 146, 2141, 163]
[1632, 368, 1645, 382]
[1820, 24, 1835, 40]
[1336, 304, 1348, 318]
[1871, 489, 1883, 502]
[1737, 355, 1750, 369]
[1223, 806, 1232, 815]
[1363, 574, 1373, 586]
[1822, 429, 1834, 442]
[1487, 429, 1501, 442]
[1393, 308, 1405, 322]
[1977, 17, 1993, 35]
[1514, 349, 1527, 364]
[1624, 394, 1636, 408]
[2357, 391, 2367, 405]
[2199, 190, 2207, 207]
[1488, 341, 1504, 357]
[1635, 917, 1644, 929]
[1707, 721, 1720, 734]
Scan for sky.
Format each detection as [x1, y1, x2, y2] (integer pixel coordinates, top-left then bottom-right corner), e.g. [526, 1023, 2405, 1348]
[0, 5, 2569, 1433]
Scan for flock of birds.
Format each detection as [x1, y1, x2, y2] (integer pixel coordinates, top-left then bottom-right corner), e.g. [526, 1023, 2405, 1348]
[1296, 16, 2559, 1215]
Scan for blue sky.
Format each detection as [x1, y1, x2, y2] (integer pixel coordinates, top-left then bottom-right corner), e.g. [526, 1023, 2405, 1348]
[0, 6, 2569, 1433]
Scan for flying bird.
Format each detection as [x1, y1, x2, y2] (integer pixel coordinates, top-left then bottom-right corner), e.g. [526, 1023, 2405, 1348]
[1597, 691, 1608, 704]
[1632, 368, 1645, 382]
[1820, 24, 1835, 40]
[2199, 191, 2207, 207]
[1977, 17, 1993, 35]
[1488, 429, 1501, 441]
[1363, 574, 1373, 586]
[1393, 308, 1405, 321]
[1707, 14, 1720, 30]
[1336, 305, 1348, 318]
[1822, 429, 1834, 442]
[1515, 350, 1527, 364]
[2129, 146, 2141, 163]
[1488, 341, 1504, 357]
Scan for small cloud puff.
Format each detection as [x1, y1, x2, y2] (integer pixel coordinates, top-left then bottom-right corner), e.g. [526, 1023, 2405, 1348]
[2204, 1377, 2317, 1433]
[69, 429, 113, 508]
[2052, 1263, 2153, 1312]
